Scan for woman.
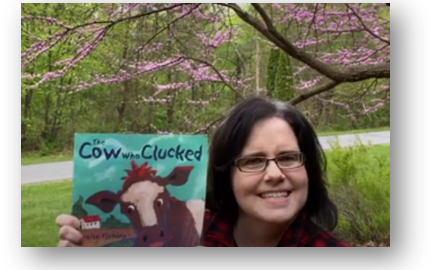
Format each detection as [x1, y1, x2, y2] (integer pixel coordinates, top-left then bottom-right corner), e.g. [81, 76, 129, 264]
[56, 96, 349, 247]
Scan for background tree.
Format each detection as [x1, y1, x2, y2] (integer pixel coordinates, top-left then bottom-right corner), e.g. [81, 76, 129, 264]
[21, 3, 390, 153]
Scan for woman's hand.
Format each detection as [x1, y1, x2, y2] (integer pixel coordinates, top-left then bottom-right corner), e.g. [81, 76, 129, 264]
[56, 214, 83, 247]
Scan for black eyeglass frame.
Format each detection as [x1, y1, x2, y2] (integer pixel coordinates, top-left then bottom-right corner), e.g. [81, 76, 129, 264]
[233, 152, 306, 173]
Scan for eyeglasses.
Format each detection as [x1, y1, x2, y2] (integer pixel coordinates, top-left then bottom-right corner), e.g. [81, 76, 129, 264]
[233, 152, 305, 173]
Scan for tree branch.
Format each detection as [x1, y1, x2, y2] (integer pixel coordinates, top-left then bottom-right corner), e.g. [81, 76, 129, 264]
[289, 80, 341, 105]
[193, 115, 225, 134]
[221, 3, 390, 83]
[136, 4, 201, 53]
[185, 57, 244, 99]
[346, 4, 390, 45]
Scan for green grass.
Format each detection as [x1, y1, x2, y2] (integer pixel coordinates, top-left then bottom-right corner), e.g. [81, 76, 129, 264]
[21, 152, 73, 165]
[21, 127, 390, 166]
[362, 143, 390, 157]
[21, 180, 73, 247]
[317, 126, 390, 137]
[21, 144, 390, 247]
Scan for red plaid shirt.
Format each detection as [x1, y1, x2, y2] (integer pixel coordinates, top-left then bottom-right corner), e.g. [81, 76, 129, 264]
[202, 210, 350, 247]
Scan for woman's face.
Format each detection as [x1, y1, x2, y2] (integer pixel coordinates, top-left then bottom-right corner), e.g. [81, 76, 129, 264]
[231, 117, 308, 225]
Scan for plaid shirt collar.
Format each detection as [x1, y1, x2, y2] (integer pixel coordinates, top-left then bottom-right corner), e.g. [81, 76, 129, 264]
[203, 209, 349, 247]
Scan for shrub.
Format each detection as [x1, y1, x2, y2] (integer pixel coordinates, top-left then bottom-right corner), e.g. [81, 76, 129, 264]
[325, 139, 390, 246]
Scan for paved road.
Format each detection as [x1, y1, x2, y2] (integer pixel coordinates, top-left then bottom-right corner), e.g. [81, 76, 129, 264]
[21, 131, 389, 185]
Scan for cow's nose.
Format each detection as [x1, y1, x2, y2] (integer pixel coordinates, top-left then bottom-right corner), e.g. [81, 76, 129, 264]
[142, 235, 148, 242]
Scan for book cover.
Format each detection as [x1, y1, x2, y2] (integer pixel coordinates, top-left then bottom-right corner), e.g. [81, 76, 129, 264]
[71, 133, 208, 247]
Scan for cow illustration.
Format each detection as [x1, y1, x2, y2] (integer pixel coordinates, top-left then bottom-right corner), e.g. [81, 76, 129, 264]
[85, 161, 205, 247]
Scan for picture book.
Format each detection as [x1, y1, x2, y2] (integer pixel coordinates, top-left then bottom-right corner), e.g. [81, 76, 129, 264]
[71, 133, 208, 247]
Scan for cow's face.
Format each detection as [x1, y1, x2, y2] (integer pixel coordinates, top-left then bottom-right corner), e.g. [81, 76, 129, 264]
[120, 180, 168, 228]
[85, 165, 194, 247]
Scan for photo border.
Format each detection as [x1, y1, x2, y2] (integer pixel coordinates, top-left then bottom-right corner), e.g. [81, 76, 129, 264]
[5, 0, 428, 269]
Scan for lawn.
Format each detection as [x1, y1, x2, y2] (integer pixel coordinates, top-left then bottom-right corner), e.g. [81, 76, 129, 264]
[21, 152, 74, 165]
[317, 126, 390, 137]
[21, 127, 390, 166]
[21, 180, 72, 247]
[21, 144, 390, 247]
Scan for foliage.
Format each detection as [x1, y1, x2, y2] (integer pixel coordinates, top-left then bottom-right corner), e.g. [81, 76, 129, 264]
[326, 141, 390, 246]
[265, 48, 279, 97]
[274, 51, 294, 101]
[101, 215, 131, 229]
[71, 196, 88, 219]
[20, 3, 390, 153]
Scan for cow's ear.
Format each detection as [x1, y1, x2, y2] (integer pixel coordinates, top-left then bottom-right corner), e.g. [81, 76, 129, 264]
[85, 191, 120, 213]
[162, 166, 194, 186]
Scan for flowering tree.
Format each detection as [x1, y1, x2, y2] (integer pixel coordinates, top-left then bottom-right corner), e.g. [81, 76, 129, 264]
[21, 3, 390, 149]
[223, 3, 389, 122]
[21, 4, 244, 100]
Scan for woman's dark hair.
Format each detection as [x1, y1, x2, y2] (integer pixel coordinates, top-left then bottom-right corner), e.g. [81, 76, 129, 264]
[206, 96, 338, 231]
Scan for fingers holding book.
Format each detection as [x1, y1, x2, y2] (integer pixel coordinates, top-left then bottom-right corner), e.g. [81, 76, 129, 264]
[56, 214, 83, 247]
